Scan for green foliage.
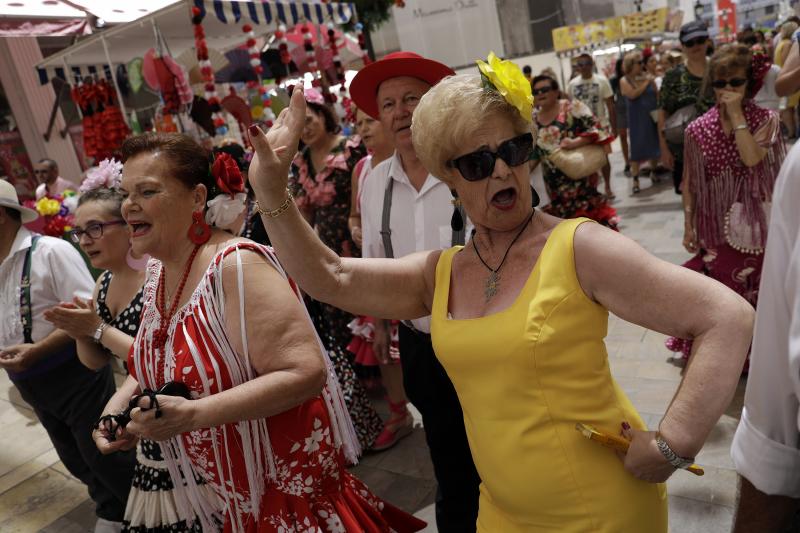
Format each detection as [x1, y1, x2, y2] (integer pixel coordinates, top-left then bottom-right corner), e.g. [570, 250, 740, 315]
[350, 0, 396, 32]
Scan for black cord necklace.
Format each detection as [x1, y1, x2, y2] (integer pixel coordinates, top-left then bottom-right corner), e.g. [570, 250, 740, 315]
[472, 210, 535, 302]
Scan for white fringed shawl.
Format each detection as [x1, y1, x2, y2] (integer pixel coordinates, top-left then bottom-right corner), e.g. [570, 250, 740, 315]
[131, 243, 360, 531]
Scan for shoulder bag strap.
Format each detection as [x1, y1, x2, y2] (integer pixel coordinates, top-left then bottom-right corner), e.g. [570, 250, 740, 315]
[20, 235, 40, 344]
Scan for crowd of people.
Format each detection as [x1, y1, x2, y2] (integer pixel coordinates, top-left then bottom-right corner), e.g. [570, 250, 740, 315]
[1, 15, 799, 533]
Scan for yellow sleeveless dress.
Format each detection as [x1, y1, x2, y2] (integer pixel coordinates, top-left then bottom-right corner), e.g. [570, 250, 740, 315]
[430, 218, 667, 532]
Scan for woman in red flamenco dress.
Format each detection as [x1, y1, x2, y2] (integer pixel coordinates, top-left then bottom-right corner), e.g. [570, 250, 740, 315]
[93, 132, 426, 533]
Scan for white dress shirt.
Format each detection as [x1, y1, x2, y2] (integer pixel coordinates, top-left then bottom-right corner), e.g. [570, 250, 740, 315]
[0, 227, 94, 349]
[731, 141, 800, 496]
[360, 152, 458, 333]
[35, 176, 80, 200]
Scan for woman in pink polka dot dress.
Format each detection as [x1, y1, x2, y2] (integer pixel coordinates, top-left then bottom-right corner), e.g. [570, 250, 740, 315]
[667, 44, 785, 366]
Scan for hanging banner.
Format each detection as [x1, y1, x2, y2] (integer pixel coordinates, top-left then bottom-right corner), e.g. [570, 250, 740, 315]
[716, 0, 737, 38]
[552, 17, 624, 53]
[622, 7, 670, 38]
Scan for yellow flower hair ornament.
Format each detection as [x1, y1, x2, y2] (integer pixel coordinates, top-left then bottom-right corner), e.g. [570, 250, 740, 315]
[476, 52, 534, 123]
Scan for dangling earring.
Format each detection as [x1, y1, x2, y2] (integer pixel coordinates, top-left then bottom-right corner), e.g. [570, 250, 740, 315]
[530, 185, 541, 208]
[188, 211, 212, 244]
[126, 246, 149, 271]
[450, 190, 464, 232]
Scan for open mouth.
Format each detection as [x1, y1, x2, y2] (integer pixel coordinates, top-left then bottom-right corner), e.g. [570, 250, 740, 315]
[491, 187, 517, 210]
[395, 125, 411, 133]
[129, 222, 152, 238]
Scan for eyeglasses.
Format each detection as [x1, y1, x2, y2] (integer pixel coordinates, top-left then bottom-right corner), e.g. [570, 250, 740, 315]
[533, 86, 553, 96]
[711, 78, 747, 89]
[576, 60, 593, 67]
[67, 220, 126, 243]
[448, 133, 533, 182]
[683, 37, 707, 48]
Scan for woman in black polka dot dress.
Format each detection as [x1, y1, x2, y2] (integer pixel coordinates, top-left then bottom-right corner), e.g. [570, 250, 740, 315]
[46, 187, 200, 532]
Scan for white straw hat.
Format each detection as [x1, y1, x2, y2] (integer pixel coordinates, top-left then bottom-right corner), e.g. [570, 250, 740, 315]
[0, 180, 39, 223]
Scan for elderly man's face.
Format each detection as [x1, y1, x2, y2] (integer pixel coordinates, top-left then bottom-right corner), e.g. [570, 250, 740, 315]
[33, 162, 57, 184]
[377, 76, 431, 152]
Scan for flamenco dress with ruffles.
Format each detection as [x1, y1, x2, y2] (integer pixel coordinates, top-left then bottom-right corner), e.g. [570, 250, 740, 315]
[289, 137, 383, 450]
[128, 243, 425, 533]
[665, 101, 785, 365]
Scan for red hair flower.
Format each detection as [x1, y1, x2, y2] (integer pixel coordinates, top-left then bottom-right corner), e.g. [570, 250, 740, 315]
[212, 153, 244, 197]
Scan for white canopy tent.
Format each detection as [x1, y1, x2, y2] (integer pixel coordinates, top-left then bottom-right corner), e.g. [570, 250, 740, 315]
[34, 0, 358, 85]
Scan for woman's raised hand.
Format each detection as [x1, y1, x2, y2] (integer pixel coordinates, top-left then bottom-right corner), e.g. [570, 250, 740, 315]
[248, 88, 307, 204]
[44, 297, 101, 340]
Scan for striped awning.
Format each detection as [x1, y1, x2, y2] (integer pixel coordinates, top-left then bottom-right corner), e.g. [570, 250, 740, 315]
[195, 0, 356, 26]
[37, 63, 125, 85]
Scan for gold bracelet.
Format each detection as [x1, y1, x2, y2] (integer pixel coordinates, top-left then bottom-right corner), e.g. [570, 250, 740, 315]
[255, 188, 294, 218]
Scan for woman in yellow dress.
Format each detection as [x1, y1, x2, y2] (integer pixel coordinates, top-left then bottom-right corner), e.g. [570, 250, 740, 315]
[246, 54, 754, 531]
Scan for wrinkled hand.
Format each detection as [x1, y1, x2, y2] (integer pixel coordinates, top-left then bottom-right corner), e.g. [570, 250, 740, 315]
[92, 422, 138, 455]
[44, 298, 100, 340]
[718, 90, 745, 119]
[683, 224, 699, 254]
[372, 319, 391, 365]
[619, 425, 676, 483]
[0, 343, 41, 373]
[126, 394, 196, 442]
[248, 89, 307, 204]
[351, 226, 363, 249]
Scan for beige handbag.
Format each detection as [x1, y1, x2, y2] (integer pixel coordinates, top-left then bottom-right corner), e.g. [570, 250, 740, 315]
[547, 144, 607, 180]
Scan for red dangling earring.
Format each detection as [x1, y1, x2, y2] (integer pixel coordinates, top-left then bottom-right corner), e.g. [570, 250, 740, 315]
[188, 211, 212, 245]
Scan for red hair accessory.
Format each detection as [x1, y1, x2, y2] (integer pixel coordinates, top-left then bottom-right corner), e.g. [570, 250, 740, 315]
[211, 153, 245, 197]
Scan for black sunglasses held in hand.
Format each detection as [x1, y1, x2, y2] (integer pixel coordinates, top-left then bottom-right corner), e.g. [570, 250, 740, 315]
[448, 133, 534, 182]
[711, 78, 747, 89]
[94, 381, 191, 441]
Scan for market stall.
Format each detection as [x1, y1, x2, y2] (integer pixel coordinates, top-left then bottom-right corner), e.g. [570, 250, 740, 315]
[34, 0, 367, 165]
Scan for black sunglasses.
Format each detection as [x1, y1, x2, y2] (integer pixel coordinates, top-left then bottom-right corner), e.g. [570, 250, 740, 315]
[533, 86, 553, 96]
[93, 381, 191, 441]
[711, 78, 747, 89]
[576, 60, 593, 67]
[683, 37, 707, 48]
[448, 133, 534, 182]
[68, 219, 126, 244]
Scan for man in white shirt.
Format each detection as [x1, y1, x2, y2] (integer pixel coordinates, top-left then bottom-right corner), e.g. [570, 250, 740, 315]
[350, 51, 481, 532]
[0, 180, 134, 532]
[567, 54, 616, 198]
[730, 141, 800, 531]
[34, 158, 79, 200]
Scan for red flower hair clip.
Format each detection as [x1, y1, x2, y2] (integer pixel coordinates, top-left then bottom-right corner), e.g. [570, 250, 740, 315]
[211, 152, 245, 197]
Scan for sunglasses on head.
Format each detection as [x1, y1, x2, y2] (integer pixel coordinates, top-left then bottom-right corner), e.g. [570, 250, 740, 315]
[448, 133, 533, 182]
[711, 78, 747, 89]
[533, 86, 553, 96]
[683, 37, 707, 48]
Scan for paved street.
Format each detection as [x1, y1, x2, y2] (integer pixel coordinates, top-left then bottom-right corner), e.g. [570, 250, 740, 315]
[0, 145, 746, 532]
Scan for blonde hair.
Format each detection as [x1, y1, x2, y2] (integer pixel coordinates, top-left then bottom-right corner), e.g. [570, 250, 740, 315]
[411, 74, 531, 181]
[622, 51, 643, 75]
[781, 22, 798, 40]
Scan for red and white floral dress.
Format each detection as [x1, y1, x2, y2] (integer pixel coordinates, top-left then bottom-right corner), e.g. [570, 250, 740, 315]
[129, 242, 425, 532]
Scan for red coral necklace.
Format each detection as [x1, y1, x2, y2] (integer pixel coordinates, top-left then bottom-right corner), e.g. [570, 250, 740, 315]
[153, 245, 201, 351]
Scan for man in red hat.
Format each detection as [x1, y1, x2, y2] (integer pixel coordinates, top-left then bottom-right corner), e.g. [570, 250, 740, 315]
[350, 51, 480, 532]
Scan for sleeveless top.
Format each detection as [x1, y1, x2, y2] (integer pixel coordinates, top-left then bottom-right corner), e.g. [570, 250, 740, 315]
[96, 271, 144, 337]
[128, 243, 423, 533]
[430, 218, 667, 532]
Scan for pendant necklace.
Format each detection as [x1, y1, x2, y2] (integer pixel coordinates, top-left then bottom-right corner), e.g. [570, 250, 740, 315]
[472, 210, 535, 302]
